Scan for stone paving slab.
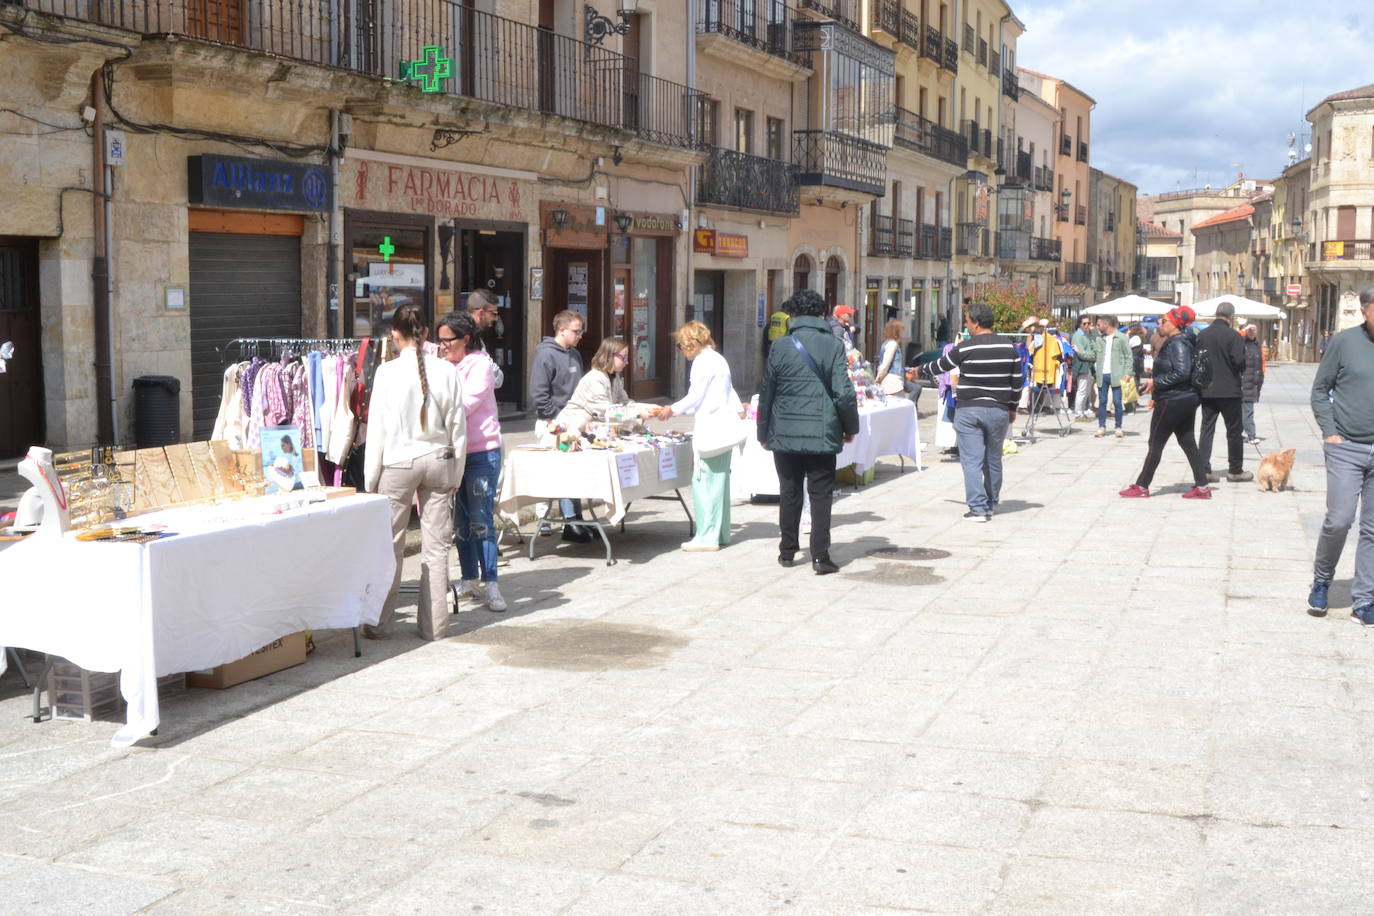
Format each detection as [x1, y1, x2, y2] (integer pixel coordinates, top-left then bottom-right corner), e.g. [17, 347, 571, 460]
[2, 364, 1372, 913]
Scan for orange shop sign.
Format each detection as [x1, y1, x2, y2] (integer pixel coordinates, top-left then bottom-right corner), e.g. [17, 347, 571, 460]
[693, 229, 749, 257]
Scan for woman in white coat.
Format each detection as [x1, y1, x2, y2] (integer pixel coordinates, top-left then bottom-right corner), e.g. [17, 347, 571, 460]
[363, 304, 465, 641]
[658, 321, 743, 552]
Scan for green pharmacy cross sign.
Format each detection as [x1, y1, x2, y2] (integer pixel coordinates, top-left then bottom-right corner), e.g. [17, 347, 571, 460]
[378, 236, 396, 262]
[399, 46, 452, 93]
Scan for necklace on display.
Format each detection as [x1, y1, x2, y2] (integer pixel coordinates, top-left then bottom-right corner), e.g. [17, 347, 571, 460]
[36, 463, 69, 511]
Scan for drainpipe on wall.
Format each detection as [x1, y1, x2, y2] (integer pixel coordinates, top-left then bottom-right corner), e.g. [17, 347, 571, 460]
[91, 69, 116, 446]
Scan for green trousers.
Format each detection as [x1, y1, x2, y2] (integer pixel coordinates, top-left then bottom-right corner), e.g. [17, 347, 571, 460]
[687, 451, 732, 546]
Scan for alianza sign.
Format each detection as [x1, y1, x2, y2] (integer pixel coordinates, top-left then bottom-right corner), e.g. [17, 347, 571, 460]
[188, 154, 332, 213]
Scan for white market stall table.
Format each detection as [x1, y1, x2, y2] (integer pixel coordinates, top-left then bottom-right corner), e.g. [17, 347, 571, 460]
[733, 398, 922, 500]
[0, 493, 394, 747]
[497, 438, 696, 565]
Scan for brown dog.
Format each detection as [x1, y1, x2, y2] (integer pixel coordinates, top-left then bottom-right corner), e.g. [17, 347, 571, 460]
[1256, 448, 1296, 492]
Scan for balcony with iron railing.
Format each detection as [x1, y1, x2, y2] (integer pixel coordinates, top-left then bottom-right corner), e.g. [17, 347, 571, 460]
[977, 37, 988, 67]
[922, 24, 942, 63]
[896, 217, 914, 256]
[1062, 262, 1091, 284]
[944, 36, 958, 72]
[23, 0, 704, 150]
[1056, 207, 1069, 223]
[956, 222, 989, 257]
[1316, 239, 1374, 262]
[980, 129, 993, 159]
[894, 107, 967, 167]
[989, 49, 999, 76]
[1262, 277, 1280, 295]
[1075, 204, 1087, 226]
[1002, 69, 1019, 99]
[917, 223, 938, 259]
[697, 147, 800, 215]
[870, 213, 896, 256]
[939, 226, 953, 258]
[870, 0, 922, 53]
[793, 130, 887, 196]
[1105, 213, 1116, 232]
[698, 0, 804, 67]
[799, 0, 859, 30]
[1060, 134, 1073, 156]
[963, 23, 974, 52]
[1031, 236, 1062, 261]
[899, 9, 920, 52]
[1034, 166, 1054, 192]
[1077, 140, 1089, 163]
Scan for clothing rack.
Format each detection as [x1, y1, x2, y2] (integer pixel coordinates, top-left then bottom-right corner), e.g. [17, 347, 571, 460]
[219, 337, 360, 365]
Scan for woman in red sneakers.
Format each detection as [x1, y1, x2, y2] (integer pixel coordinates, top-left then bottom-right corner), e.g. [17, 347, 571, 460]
[1119, 306, 1212, 500]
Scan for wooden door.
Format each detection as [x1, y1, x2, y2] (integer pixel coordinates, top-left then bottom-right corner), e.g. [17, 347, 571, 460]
[0, 238, 44, 458]
[546, 249, 603, 368]
[187, 0, 243, 43]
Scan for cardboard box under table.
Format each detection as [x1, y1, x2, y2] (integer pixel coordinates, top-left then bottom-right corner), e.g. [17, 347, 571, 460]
[497, 438, 696, 565]
[0, 493, 395, 746]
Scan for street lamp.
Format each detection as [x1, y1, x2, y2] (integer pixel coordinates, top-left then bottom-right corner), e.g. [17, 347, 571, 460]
[1290, 216, 1302, 237]
[585, 1, 638, 45]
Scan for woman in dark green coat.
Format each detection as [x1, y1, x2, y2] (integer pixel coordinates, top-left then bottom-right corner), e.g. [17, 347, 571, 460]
[757, 289, 860, 574]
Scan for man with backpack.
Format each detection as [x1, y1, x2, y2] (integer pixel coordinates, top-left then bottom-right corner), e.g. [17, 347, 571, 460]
[1118, 306, 1212, 499]
[1195, 301, 1251, 482]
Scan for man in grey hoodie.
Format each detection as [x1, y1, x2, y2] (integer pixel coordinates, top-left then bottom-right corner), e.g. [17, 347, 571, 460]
[528, 309, 589, 540]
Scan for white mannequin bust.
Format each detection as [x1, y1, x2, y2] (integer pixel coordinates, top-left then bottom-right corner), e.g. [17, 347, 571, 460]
[17, 447, 70, 537]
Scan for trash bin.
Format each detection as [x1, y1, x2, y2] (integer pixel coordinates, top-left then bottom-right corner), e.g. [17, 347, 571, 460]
[132, 375, 181, 448]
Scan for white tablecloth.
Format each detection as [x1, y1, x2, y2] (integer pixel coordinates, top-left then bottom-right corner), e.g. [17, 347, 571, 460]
[0, 493, 394, 746]
[733, 398, 922, 499]
[498, 439, 695, 526]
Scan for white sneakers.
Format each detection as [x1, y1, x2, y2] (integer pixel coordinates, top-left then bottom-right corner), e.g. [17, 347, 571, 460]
[457, 579, 507, 613]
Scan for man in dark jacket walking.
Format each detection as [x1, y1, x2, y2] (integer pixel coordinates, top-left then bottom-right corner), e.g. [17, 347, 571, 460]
[758, 289, 859, 574]
[1196, 301, 1251, 482]
[1240, 323, 1265, 443]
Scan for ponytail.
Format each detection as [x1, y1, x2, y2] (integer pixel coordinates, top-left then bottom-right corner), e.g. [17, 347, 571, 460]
[392, 303, 430, 431]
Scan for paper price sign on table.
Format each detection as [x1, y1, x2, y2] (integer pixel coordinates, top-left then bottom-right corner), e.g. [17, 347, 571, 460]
[615, 452, 641, 488]
[657, 446, 677, 481]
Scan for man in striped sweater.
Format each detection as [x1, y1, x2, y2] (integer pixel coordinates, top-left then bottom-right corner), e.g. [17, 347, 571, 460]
[919, 302, 1023, 522]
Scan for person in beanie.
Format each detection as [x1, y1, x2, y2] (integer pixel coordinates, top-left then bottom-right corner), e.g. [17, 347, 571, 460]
[1119, 306, 1212, 500]
[1240, 323, 1265, 443]
[1196, 300, 1251, 482]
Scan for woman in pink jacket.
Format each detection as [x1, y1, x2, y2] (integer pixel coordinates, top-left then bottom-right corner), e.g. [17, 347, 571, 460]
[437, 311, 507, 612]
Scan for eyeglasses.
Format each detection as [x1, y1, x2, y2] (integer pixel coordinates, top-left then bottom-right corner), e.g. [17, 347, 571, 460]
[568, 328, 586, 336]
[614, 351, 629, 361]
[437, 335, 459, 346]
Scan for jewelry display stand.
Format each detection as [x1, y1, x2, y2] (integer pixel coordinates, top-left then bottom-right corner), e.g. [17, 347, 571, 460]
[17, 447, 70, 537]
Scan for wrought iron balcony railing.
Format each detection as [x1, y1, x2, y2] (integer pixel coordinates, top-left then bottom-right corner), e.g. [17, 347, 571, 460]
[944, 36, 958, 72]
[799, 0, 858, 30]
[1002, 70, 1019, 100]
[977, 37, 988, 67]
[870, 213, 896, 256]
[23, 0, 703, 149]
[1056, 208, 1069, 223]
[1060, 134, 1073, 156]
[871, 0, 899, 37]
[939, 226, 953, 258]
[1318, 239, 1374, 261]
[1077, 140, 1089, 163]
[1062, 262, 1091, 284]
[922, 24, 941, 63]
[956, 222, 989, 257]
[1075, 204, 1087, 226]
[698, 0, 803, 66]
[894, 107, 967, 167]
[989, 49, 999, 76]
[1034, 166, 1054, 192]
[899, 9, 920, 51]
[793, 130, 887, 196]
[981, 129, 993, 159]
[896, 217, 914, 256]
[697, 147, 800, 215]
[1030, 236, 1062, 261]
[963, 23, 974, 52]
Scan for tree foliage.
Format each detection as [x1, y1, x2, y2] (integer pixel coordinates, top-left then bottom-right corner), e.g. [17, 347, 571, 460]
[976, 282, 1043, 333]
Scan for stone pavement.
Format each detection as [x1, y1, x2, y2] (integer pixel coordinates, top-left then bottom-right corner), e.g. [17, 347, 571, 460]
[1, 363, 1369, 914]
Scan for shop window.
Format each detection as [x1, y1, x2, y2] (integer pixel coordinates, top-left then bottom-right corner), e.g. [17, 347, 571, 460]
[349, 225, 429, 338]
[632, 237, 660, 381]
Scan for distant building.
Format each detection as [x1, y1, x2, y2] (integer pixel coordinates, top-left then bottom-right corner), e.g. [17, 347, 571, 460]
[1137, 221, 1182, 303]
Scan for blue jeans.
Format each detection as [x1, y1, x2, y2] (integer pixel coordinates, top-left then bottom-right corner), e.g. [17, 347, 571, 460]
[1098, 376, 1124, 429]
[953, 404, 1010, 515]
[455, 448, 501, 582]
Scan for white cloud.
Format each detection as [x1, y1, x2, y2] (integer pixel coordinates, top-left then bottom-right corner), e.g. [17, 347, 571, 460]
[1013, 0, 1370, 194]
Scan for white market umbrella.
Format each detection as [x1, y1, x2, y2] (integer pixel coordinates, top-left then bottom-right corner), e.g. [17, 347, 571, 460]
[1081, 295, 1172, 317]
[1192, 295, 1284, 319]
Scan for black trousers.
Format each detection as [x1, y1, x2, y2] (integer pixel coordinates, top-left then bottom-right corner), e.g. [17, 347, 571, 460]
[774, 451, 836, 560]
[1198, 396, 1245, 474]
[1136, 394, 1209, 489]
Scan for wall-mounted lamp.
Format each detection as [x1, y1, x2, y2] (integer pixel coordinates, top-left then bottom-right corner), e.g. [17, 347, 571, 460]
[585, 1, 638, 46]
[612, 146, 624, 166]
[550, 208, 570, 229]
[1290, 216, 1301, 236]
[614, 212, 633, 233]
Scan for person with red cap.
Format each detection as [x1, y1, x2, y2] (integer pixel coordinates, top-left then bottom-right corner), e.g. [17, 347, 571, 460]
[1119, 305, 1211, 500]
[828, 305, 857, 350]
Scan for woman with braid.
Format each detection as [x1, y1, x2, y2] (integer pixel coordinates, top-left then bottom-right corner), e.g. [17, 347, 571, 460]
[364, 304, 466, 640]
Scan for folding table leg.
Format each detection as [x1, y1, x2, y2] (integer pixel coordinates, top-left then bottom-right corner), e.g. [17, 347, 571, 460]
[31, 656, 54, 723]
[352, 627, 362, 658]
[673, 489, 696, 539]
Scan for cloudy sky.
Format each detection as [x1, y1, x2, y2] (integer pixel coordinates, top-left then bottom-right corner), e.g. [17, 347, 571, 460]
[1014, 0, 1370, 195]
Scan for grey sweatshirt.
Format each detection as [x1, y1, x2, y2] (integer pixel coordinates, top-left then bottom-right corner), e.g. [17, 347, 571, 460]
[1311, 323, 1374, 444]
[529, 336, 584, 419]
